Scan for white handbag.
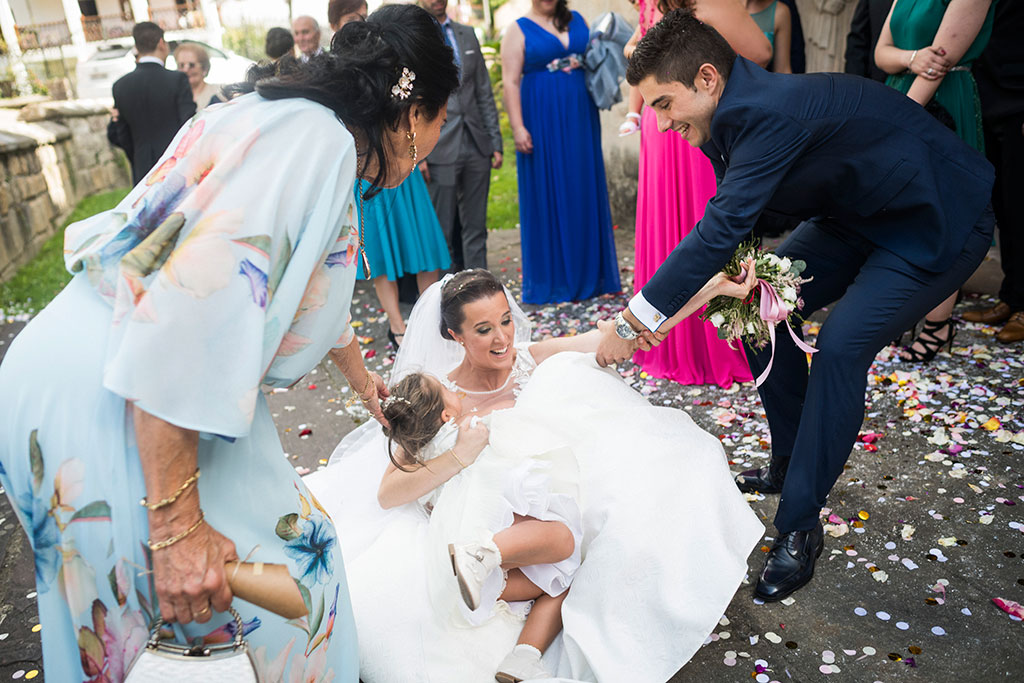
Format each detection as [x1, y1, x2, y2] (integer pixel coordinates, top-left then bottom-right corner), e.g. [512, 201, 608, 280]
[124, 607, 260, 682]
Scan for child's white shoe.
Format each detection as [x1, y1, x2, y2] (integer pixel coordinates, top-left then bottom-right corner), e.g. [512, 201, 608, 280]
[448, 539, 502, 611]
[495, 644, 552, 682]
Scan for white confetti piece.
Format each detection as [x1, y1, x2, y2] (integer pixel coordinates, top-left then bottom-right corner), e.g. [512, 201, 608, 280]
[875, 611, 891, 621]
[854, 607, 867, 616]
[765, 631, 783, 643]
[822, 650, 836, 664]
[931, 626, 947, 636]
[896, 621, 910, 630]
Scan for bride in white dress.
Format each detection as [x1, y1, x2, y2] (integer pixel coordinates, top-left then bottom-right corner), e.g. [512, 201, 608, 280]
[303, 269, 765, 682]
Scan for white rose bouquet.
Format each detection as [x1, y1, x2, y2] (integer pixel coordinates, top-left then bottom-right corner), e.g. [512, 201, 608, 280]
[700, 241, 817, 386]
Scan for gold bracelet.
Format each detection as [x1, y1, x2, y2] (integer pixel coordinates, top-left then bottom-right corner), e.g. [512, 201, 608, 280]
[148, 511, 205, 551]
[447, 448, 467, 469]
[345, 373, 374, 407]
[140, 468, 200, 511]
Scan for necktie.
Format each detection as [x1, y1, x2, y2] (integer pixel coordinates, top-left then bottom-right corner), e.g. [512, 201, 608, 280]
[442, 21, 462, 74]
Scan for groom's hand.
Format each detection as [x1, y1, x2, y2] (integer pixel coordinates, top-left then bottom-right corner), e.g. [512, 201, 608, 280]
[596, 319, 639, 367]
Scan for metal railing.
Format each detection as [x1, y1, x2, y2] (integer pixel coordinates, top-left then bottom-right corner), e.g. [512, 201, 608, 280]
[81, 14, 135, 42]
[149, 5, 207, 33]
[14, 20, 72, 50]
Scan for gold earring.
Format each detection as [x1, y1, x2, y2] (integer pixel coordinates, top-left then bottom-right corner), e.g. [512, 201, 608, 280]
[407, 131, 417, 162]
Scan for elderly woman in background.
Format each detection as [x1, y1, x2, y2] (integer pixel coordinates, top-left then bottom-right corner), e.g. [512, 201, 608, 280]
[174, 42, 223, 110]
[0, 5, 458, 681]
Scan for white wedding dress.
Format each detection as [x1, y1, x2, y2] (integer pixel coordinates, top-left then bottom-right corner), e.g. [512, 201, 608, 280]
[303, 281, 764, 683]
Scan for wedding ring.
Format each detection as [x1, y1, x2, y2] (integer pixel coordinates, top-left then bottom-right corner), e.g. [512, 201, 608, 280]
[927, 68, 935, 75]
[195, 605, 211, 616]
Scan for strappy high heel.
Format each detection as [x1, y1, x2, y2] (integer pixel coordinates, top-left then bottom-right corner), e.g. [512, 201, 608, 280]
[900, 317, 956, 363]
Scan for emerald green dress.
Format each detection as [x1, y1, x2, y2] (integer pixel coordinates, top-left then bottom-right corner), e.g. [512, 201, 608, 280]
[885, 0, 998, 152]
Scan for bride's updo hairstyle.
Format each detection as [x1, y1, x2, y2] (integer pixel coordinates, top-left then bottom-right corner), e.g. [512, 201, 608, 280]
[238, 4, 458, 196]
[440, 269, 506, 340]
[382, 373, 446, 471]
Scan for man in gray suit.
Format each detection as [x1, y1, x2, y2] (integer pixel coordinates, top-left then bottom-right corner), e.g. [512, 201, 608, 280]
[418, 0, 503, 271]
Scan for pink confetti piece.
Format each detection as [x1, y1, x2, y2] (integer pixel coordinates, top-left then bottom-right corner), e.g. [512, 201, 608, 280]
[992, 597, 1024, 619]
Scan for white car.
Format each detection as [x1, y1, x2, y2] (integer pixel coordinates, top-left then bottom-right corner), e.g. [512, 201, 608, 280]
[75, 39, 254, 100]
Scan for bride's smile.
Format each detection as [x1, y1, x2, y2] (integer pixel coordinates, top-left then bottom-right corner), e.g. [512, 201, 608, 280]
[448, 292, 518, 387]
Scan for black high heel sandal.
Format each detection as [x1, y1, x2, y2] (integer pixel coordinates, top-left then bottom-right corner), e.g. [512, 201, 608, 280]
[387, 329, 404, 349]
[900, 317, 956, 363]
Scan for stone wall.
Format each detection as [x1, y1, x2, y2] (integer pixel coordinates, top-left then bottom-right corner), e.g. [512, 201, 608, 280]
[0, 101, 129, 283]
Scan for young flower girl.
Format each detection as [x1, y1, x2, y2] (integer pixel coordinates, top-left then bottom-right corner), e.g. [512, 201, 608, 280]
[378, 372, 584, 682]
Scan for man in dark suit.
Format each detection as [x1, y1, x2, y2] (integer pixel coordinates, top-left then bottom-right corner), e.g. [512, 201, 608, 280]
[597, 10, 994, 600]
[418, 0, 503, 271]
[843, 0, 895, 82]
[962, 0, 1024, 343]
[107, 22, 196, 186]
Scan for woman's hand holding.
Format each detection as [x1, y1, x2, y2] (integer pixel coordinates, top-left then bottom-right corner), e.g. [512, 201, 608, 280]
[150, 503, 238, 624]
[909, 46, 950, 79]
[362, 371, 390, 428]
[513, 126, 533, 154]
[453, 415, 489, 466]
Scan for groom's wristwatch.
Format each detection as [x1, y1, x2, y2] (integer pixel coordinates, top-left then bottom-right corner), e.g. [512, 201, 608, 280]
[614, 311, 641, 340]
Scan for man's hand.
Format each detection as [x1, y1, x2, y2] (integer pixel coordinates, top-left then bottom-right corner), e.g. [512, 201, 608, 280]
[595, 318, 640, 367]
[418, 161, 431, 184]
[491, 151, 503, 169]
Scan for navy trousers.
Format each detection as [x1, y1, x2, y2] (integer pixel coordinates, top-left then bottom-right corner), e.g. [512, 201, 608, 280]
[745, 207, 995, 533]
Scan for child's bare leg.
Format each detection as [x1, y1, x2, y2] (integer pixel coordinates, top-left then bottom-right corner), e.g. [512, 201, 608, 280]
[494, 514, 574, 569]
[518, 591, 567, 652]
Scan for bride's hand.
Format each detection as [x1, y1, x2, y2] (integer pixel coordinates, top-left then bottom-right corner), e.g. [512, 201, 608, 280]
[453, 415, 489, 466]
[712, 257, 758, 300]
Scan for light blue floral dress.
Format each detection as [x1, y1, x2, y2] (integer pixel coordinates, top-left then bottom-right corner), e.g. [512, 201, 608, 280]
[0, 93, 362, 681]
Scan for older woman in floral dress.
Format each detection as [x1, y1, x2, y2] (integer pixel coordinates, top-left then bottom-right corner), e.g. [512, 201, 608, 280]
[0, 6, 457, 681]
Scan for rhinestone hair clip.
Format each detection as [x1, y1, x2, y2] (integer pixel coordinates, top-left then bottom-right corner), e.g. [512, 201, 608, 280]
[382, 395, 411, 409]
[391, 67, 416, 100]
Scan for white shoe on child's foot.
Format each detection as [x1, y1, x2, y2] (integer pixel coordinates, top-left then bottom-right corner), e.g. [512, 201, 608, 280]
[448, 539, 502, 611]
[495, 644, 552, 682]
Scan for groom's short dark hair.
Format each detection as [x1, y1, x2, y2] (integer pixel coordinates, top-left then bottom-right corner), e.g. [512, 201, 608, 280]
[626, 9, 736, 90]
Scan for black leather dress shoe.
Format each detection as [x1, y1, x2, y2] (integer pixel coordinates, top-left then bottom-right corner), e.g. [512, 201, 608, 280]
[754, 523, 825, 602]
[735, 465, 786, 494]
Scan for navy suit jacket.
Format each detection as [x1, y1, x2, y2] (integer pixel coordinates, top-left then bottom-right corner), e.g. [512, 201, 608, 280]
[641, 57, 995, 319]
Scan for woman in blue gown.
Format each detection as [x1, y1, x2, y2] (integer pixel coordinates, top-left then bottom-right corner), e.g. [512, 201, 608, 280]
[502, 0, 620, 304]
[0, 6, 458, 681]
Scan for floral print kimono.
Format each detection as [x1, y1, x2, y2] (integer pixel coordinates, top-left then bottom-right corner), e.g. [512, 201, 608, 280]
[0, 93, 363, 681]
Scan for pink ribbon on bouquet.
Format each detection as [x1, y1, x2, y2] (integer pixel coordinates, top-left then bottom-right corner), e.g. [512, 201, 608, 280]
[752, 279, 818, 388]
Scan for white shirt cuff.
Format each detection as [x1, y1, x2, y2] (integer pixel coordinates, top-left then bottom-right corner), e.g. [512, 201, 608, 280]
[627, 291, 668, 333]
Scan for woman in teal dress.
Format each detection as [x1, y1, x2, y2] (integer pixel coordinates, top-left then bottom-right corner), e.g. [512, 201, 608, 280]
[875, 0, 997, 361]
[0, 6, 458, 681]
[357, 168, 451, 349]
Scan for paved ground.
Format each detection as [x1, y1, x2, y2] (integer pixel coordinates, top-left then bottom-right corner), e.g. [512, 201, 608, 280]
[0, 225, 1021, 681]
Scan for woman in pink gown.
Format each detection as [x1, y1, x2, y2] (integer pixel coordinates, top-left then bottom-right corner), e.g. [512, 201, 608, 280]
[626, 0, 771, 387]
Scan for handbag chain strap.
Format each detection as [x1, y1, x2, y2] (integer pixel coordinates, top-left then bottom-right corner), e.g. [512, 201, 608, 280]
[146, 606, 246, 654]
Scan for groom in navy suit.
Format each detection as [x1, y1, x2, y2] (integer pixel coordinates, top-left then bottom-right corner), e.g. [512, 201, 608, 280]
[597, 10, 994, 600]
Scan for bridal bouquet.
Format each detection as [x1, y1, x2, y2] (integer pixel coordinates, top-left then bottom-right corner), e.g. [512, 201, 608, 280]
[701, 241, 817, 386]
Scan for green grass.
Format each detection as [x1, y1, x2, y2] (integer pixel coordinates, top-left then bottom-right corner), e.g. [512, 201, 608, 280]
[487, 111, 518, 231]
[0, 187, 130, 315]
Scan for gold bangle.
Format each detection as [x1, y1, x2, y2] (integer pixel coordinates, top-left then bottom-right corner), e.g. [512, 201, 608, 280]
[345, 373, 375, 407]
[140, 468, 200, 511]
[148, 511, 205, 551]
[447, 448, 467, 469]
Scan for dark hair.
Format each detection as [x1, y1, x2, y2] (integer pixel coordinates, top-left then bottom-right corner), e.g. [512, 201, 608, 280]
[329, 0, 368, 31]
[382, 374, 446, 470]
[657, 0, 695, 14]
[237, 4, 458, 196]
[132, 22, 163, 54]
[553, 0, 573, 33]
[439, 269, 505, 340]
[626, 8, 736, 88]
[265, 27, 295, 59]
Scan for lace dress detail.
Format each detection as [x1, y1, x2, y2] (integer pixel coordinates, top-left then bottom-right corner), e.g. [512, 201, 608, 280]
[440, 343, 538, 413]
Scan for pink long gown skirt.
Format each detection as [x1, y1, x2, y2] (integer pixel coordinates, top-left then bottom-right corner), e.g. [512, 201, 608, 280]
[632, 107, 752, 387]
